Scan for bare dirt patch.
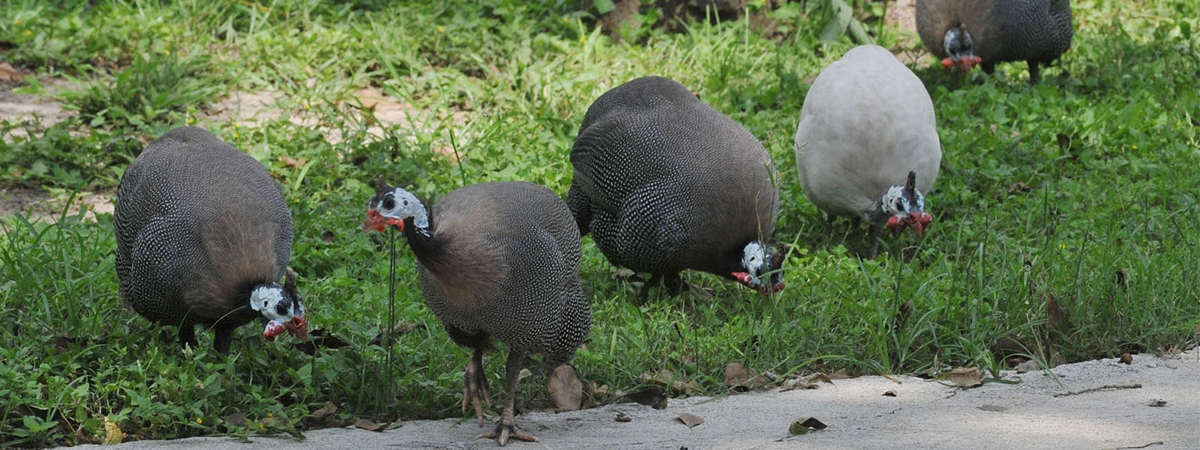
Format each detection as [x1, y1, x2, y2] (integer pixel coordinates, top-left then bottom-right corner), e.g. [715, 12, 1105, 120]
[200, 86, 470, 150]
[0, 77, 78, 142]
[0, 187, 115, 227]
[883, 0, 933, 67]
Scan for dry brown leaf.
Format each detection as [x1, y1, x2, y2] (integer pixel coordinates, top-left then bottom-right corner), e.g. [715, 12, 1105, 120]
[224, 411, 247, 428]
[788, 417, 828, 435]
[943, 366, 983, 388]
[621, 386, 667, 410]
[827, 369, 854, 380]
[1120, 353, 1133, 364]
[671, 379, 702, 396]
[547, 364, 583, 412]
[724, 362, 750, 387]
[354, 418, 387, 432]
[0, 62, 21, 81]
[301, 402, 338, 428]
[102, 417, 123, 445]
[615, 412, 632, 422]
[978, 404, 1008, 412]
[280, 155, 307, 169]
[883, 390, 897, 397]
[677, 412, 704, 428]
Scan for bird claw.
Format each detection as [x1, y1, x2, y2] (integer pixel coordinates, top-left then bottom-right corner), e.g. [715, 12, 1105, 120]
[462, 362, 491, 427]
[476, 421, 538, 446]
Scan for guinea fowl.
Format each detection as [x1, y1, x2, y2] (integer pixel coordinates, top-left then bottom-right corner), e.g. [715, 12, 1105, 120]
[567, 76, 784, 296]
[794, 45, 942, 257]
[364, 179, 590, 446]
[114, 126, 308, 354]
[916, 0, 1073, 83]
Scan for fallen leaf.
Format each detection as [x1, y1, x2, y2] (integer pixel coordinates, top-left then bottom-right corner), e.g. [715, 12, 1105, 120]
[978, 404, 1008, 412]
[354, 418, 387, 432]
[720, 364, 748, 388]
[1120, 353, 1133, 364]
[943, 367, 982, 388]
[677, 413, 704, 428]
[547, 364, 583, 412]
[671, 379, 702, 396]
[102, 417, 123, 445]
[301, 402, 338, 428]
[1148, 397, 1167, 407]
[621, 386, 667, 410]
[369, 321, 423, 345]
[0, 62, 21, 81]
[296, 329, 350, 355]
[883, 390, 897, 397]
[280, 155, 307, 169]
[638, 370, 676, 387]
[615, 412, 632, 422]
[827, 369, 854, 380]
[224, 412, 247, 428]
[788, 417, 828, 435]
[1015, 360, 1040, 373]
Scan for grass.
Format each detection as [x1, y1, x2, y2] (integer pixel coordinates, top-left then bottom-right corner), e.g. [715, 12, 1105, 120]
[2, 0, 1199, 446]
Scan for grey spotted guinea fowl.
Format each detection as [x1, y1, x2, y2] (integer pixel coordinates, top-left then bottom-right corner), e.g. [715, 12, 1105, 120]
[916, 0, 1073, 83]
[567, 76, 784, 296]
[364, 179, 590, 446]
[114, 126, 308, 355]
[794, 45, 942, 257]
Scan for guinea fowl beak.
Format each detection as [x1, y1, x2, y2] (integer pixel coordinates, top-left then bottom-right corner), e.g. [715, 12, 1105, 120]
[364, 209, 405, 233]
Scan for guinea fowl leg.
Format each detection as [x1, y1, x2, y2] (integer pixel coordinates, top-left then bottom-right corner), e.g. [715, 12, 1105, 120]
[863, 224, 883, 259]
[178, 324, 198, 350]
[663, 272, 684, 297]
[639, 273, 662, 299]
[1026, 60, 1041, 84]
[477, 349, 537, 446]
[463, 346, 491, 427]
[213, 324, 235, 355]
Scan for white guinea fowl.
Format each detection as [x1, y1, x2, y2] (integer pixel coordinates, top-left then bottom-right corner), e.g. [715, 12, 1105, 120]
[794, 45, 942, 257]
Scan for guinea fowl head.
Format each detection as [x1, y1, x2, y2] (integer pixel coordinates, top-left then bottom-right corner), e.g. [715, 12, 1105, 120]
[941, 25, 982, 73]
[882, 171, 933, 237]
[363, 177, 428, 234]
[732, 242, 786, 295]
[251, 268, 308, 341]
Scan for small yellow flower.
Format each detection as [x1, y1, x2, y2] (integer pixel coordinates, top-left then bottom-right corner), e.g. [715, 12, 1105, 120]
[267, 413, 273, 418]
[562, 16, 568, 23]
[24, 29, 32, 36]
[436, 25, 444, 33]
[233, 133, 239, 138]
[196, 418, 203, 424]
[1060, 243, 1067, 250]
[580, 36, 586, 44]
[162, 49, 171, 55]
[13, 19, 19, 25]
[187, 117, 195, 125]
[1131, 145, 1137, 150]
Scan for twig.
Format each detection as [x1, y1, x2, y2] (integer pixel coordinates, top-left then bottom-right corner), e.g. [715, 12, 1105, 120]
[1053, 383, 1141, 397]
[881, 374, 901, 384]
[1103, 441, 1163, 450]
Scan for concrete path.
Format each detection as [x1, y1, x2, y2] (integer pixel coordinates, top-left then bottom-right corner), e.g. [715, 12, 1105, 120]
[70, 349, 1199, 450]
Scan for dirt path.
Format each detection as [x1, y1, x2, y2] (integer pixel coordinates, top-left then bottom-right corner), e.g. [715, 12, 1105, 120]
[67, 348, 1199, 450]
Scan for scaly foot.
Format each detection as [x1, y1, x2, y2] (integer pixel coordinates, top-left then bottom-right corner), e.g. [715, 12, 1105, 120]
[476, 419, 538, 446]
[462, 359, 491, 427]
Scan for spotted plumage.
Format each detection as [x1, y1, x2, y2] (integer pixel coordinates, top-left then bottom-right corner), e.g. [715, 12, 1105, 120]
[365, 179, 590, 445]
[795, 46, 941, 256]
[567, 76, 783, 295]
[114, 126, 306, 354]
[917, 0, 1073, 83]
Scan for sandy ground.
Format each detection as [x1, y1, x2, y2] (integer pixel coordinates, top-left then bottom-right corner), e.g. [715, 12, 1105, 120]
[68, 348, 1199, 450]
